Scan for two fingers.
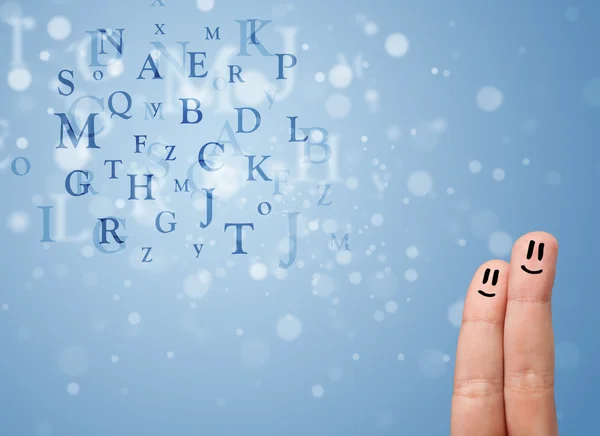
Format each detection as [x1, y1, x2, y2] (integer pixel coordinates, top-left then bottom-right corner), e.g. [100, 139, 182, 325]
[451, 231, 559, 436]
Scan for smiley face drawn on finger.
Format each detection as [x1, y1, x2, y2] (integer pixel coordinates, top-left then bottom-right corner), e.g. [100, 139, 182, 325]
[478, 268, 499, 298]
[521, 240, 544, 275]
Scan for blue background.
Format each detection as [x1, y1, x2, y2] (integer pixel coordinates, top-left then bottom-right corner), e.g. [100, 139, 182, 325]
[0, 0, 598, 434]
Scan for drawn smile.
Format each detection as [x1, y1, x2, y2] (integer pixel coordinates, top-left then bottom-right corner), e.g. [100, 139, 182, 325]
[521, 265, 543, 275]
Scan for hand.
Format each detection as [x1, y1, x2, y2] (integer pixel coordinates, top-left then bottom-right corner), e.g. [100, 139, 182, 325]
[451, 232, 559, 436]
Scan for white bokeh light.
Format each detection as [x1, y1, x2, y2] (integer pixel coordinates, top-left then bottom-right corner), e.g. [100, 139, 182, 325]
[328, 64, 353, 88]
[276, 314, 302, 341]
[325, 94, 351, 118]
[83, 272, 98, 287]
[249, 262, 268, 280]
[203, 164, 244, 199]
[406, 245, 419, 259]
[54, 144, 92, 171]
[8, 67, 32, 91]
[312, 273, 336, 297]
[336, 250, 352, 265]
[488, 231, 513, 257]
[492, 168, 505, 181]
[321, 219, 337, 234]
[387, 125, 401, 140]
[7, 211, 29, 233]
[385, 33, 409, 57]
[349, 271, 362, 284]
[311, 384, 325, 398]
[88, 196, 114, 217]
[371, 213, 384, 226]
[385, 300, 398, 313]
[184, 269, 212, 299]
[66, 382, 80, 396]
[476, 86, 503, 112]
[547, 171, 562, 186]
[128, 312, 141, 325]
[33, 267, 44, 279]
[274, 267, 288, 280]
[469, 160, 482, 173]
[448, 301, 464, 327]
[374, 310, 385, 322]
[81, 246, 94, 258]
[346, 177, 359, 190]
[564, 6, 580, 22]
[407, 171, 433, 196]
[108, 59, 124, 77]
[16, 137, 28, 149]
[235, 70, 270, 105]
[197, 0, 215, 12]
[404, 268, 418, 282]
[47, 16, 71, 40]
[58, 347, 88, 377]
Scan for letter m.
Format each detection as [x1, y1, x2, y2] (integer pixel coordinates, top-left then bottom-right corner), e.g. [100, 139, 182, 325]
[329, 233, 350, 251]
[55, 113, 100, 149]
[174, 178, 190, 193]
[205, 27, 220, 40]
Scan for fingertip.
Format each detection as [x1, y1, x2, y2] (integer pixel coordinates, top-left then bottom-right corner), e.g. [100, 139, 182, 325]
[470, 259, 509, 287]
[510, 231, 558, 282]
[512, 231, 558, 256]
[482, 259, 510, 270]
[463, 259, 509, 318]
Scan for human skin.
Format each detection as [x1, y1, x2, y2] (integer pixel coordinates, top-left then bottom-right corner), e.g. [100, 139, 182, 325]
[451, 231, 559, 436]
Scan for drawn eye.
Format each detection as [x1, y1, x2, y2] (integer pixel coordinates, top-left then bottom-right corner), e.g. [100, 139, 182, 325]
[482, 268, 499, 286]
[526, 240, 545, 261]
[538, 242, 545, 261]
[482, 268, 490, 284]
[526, 240, 535, 260]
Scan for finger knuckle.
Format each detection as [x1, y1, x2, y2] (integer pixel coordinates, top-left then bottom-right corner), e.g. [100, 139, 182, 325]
[453, 376, 504, 399]
[504, 368, 555, 395]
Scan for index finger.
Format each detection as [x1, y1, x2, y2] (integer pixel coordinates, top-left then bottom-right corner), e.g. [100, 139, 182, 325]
[504, 231, 559, 436]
